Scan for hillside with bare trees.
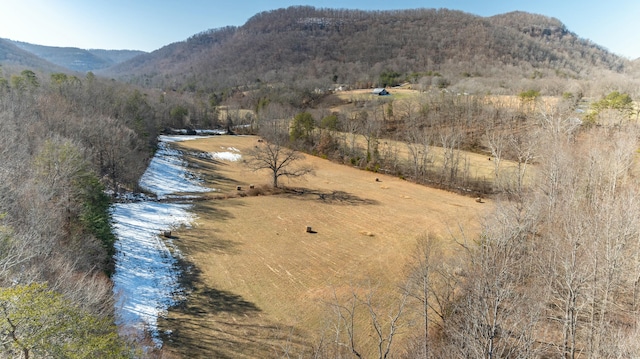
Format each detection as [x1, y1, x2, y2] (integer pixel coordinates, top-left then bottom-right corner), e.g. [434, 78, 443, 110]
[103, 7, 626, 97]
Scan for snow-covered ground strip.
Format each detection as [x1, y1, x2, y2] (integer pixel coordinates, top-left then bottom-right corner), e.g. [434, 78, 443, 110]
[196, 129, 227, 135]
[139, 135, 214, 199]
[111, 135, 216, 346]
[163, 129, 227, 136]
[111, 201, 192, 345]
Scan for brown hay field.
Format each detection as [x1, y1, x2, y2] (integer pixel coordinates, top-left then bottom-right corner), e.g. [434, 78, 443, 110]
[327, 87, 419, 112]
[159, 135, 491, 358]
[333, 87, 421, 100]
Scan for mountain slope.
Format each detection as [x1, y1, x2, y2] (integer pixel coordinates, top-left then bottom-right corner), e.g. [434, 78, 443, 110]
[6, 40, 145, 72]
[102, 6, 625, 92]
[0, 38, 67, 72]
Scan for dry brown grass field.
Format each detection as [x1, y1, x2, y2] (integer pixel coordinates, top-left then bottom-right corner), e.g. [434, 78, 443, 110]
[159, 135, 492, 358]
[328, 87, 560, 108]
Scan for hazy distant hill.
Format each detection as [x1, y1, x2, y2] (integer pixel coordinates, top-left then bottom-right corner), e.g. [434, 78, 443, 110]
[0, 38, 67, 72]
[5, 39, 145, 72]
[102, 6, 626, 92]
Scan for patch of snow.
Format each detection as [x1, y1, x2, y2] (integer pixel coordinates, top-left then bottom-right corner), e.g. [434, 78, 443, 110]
[159, 134, 207, 143]
[196, 129, 227, 135]
[139, 137, 214, 199]
[106, 190, 154, 203]
[210, 152, 242, 162]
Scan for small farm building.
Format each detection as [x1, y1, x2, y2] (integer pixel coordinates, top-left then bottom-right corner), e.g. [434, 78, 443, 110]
[372, 88, 390, 96]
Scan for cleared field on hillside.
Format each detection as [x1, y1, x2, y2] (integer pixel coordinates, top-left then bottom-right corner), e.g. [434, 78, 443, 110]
[327, 87, 560, 113]
[159, 135, 489, 358]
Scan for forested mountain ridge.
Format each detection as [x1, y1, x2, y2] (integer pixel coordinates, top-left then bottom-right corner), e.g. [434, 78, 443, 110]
[5, 39, 146, 72]
[101, 6, 626, 93]
[0, 38, 67, 72]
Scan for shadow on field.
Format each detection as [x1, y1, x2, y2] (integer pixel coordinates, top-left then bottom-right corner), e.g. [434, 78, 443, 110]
[193, 198, 239, 221]
[176, 257, 259, 315]
[284, 187, 380, 206]
[183, 151, 238, 188]
[181, 233, 240, 255]
[161, 256, 311, 358]
[175, 201, 242, 255]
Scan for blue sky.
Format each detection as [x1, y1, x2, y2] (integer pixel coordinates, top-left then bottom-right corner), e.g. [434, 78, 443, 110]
[2, 0, 639, 59]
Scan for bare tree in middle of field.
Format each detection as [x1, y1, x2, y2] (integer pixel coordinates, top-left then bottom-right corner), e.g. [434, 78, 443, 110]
[245, 119, 313, 188]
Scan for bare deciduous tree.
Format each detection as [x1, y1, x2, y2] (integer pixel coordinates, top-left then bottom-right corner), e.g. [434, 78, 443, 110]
[484, 128, 507, 188]
[245, 119, 313, 188]
[246, 141, 314, 188]
[327, 285, 408, 359]
[404, 125, 432, 182]
[405, 232, 444, 359]
[439, 129, 462, 185]
[444, 195, 543, 359]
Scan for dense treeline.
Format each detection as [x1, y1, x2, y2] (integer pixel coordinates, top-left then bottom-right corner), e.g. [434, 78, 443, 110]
[402, 115, 640, 358]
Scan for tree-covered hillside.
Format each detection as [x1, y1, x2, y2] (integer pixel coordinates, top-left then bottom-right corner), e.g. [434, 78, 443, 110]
[7, 40, 146, 72]
[103, 6, 626, 95]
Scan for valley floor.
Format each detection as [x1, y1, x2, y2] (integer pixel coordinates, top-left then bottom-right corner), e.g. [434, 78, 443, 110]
[158, 135, 487, 358]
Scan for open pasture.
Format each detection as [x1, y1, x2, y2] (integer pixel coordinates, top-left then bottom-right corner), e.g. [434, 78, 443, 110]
[327, 87, 561, 114]
[160, 135, 489, 358]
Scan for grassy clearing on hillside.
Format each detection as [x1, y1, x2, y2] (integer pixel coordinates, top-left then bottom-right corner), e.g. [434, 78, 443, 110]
[328, 90, 563, 123]
[328, 87, 420, 112]
[159, 135, 489, 358]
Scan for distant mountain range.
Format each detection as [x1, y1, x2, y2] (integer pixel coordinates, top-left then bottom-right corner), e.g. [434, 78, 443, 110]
[0, 38, 145, 72]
